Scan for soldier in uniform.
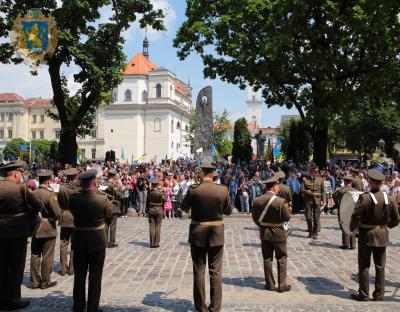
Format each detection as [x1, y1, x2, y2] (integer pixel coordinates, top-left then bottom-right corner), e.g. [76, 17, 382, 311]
[252, 175, 292, 293]
[350, 169, 399, 301]
[30, 170, 61, 289]
[351, 168, 364, 192]
[146, 178, 164, 248]
[69, 169, 113, 312]
[301, 166, 326, 239]
[0, 162, 43, 310]
[333, 175, 357, 249]
[276, 171, 292, 206]
[58, 168, 80, 276]
[103, 170, 122, 248]
[181, 161, 231, 312]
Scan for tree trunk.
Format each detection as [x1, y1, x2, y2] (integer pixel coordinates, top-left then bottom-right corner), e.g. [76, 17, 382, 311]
[59, 130, 78, 165]
[312, 126, 328, 169]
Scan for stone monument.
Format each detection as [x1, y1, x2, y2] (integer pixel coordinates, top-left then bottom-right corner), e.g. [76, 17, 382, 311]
[254, 130, 266, 159]
[195, 86, 214, 159]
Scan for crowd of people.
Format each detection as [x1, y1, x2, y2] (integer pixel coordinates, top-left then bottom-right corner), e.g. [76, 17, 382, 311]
[0, 157, 400, 311]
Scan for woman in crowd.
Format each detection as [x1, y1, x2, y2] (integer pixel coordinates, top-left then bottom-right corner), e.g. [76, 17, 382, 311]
[137, 173, 149, 217]
[163, 182, 174, 219]
[237, 176, 250, 214]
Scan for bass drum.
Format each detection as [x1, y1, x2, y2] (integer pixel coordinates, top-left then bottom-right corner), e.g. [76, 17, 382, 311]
[338, 191, 363, 235]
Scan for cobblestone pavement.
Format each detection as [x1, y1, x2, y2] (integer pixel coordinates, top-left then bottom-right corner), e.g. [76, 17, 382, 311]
[19, 217, 400, 311]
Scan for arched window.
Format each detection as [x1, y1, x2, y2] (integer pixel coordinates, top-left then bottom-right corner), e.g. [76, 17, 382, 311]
[154, 118, 161, 132]
[156, 84, 162, 98]
[176, 121, 181, 129]
[171, 119, 174, 133]
[142, 90, 148, 102]
[124, 89, 132, 101]
[170, 85, 173, 97]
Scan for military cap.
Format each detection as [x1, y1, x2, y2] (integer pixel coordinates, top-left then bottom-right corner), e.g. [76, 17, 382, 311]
[310, 166, 318, 172]
[65, 168, 79, 176]
[150, 177, 160, 184]
[342, 175, 353, 182]
[199, 160, 215, 170]
[367, 169, 385, 182]
[275, 171, 286, 180]
[2, 161, 26, 173]
[78, 169, 98, 181]
[262, 174, 280, 186]
[350, 167, 359, 173]
[37, 170, 53, 178]
[108, 170, 117, 176]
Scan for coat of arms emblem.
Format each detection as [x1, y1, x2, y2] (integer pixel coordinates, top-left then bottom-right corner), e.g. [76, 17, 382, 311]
[10, 8, 58, 67]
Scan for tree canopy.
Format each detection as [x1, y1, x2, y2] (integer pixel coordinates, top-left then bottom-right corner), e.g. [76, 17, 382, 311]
[0, 0, 165, 164]
[280, 119, 312, 164]
[174, 0, 400, 167]
[231, 118, 252, 163]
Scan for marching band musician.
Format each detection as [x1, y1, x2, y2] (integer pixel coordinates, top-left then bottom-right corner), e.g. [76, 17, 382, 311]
[334, 175, 357, 250]
[350, 169, 399, 301]
[252, 174, 292, 293]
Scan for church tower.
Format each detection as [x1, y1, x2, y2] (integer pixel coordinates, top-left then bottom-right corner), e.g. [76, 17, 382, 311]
[246, 85, 262, 127]
[143, 32, 149, 59]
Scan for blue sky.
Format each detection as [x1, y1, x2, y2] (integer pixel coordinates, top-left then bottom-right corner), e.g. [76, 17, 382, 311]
[0, 0, 297, 127]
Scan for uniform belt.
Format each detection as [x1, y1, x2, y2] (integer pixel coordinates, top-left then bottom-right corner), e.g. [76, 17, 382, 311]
[191, 220, 224, 226]
[0, 212, 27, 219]
[260, 222, 284, 228]
[74, 224, 106, 231]
[360, 224, 387, 229]
[61, 208, 70, 211]
[43, 217, 56, 222]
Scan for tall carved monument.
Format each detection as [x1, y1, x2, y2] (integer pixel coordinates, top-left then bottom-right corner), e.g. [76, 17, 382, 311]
[195, 86, 213, 159]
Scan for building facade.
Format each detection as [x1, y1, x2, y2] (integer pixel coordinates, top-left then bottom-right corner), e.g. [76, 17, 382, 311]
[0, 43, 192, 163]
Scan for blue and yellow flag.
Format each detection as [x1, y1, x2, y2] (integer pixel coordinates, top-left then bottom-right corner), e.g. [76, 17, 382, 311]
[121, 147, 125, 161]
[212, 144, 219, 161]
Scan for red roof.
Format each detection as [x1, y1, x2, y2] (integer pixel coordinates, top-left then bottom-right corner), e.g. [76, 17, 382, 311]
[248, 122, 257, 131]
[124, 52, 157, 75]
[175, 80, 191, 98]
[0, 93, 24, 102]
[24, 98, 52, 106]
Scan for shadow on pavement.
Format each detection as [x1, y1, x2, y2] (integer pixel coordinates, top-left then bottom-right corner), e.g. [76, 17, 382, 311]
[179, 241, 190, 247]
[222, 276, 265, 290]
[297, 276, 352, 299]
[242, 242, 261, 248]
[308, 241, 343, 250]
[129, 241, 150, 248]
[243, 226, 258, 231]
[142, 291, 195, 311]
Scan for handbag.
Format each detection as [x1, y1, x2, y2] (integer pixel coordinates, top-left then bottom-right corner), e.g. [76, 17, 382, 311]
[21, 185, 42, 236]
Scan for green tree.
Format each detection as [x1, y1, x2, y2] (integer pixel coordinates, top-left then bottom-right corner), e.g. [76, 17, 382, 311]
[49, 141, 58, 162]
[174, 0, 400, 167]
[31, 140, 58, 163]
[231, 118, 252, 163]
[280, 119, 312, 164]
[3, 138, 28, 161]
[213, 109, 233, 158]
[0, 1, 164, 165]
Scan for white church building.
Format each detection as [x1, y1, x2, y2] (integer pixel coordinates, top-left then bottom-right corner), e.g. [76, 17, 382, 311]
[0, 38, 192, 163]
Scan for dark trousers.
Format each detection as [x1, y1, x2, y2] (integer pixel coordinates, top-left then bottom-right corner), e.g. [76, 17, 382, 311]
[305, 198, 321, 235]
[30, 237, 56, 287]
[358, 239, 386, 299]
[342, 231, 356, 249]
[60, 227, 74, 274]
[190, 245, 224, 312]
[261, 241, 288, 290]
[0, 237, 27, 306]
[120, 198, 129, 216]
[129, 190, 136, 208]
[148, 213, 163, 247]
[73, 249, 105, 312]
[105, 214, 118, 244]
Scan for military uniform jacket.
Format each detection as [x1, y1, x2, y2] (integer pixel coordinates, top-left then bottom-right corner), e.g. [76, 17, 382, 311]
[146, 189, 164, 216]
[0, 180, 43, 238]
[333, 186, 357, 206]
[34, 186, 61, 238]
[350, 190, 399, 247]
[181, 181, 231, 247]
[301, 176, 326, 200]
[104, 181, 123, 214]
[351, 177, 364, 192]
[278, 183, 292, 205]
[70, 190, 113, 253]
[252, 192, 291, 243]
[58, 182, 80, 228]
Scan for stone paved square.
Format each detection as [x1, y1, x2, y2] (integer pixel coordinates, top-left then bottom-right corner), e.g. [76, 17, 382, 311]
[20, 217, 400, 311]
